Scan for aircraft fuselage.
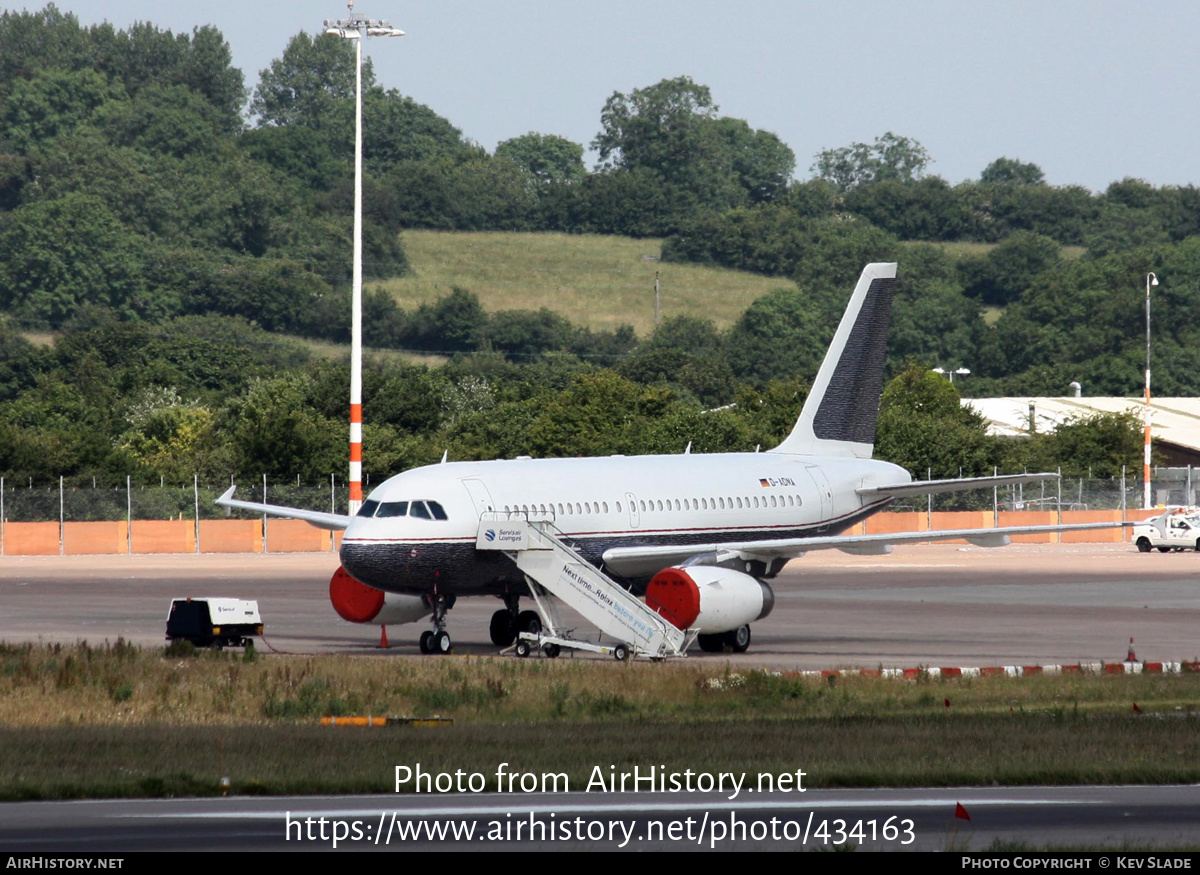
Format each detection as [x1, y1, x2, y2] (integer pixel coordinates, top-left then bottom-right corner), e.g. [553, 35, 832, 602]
[339, 452, 908, 596]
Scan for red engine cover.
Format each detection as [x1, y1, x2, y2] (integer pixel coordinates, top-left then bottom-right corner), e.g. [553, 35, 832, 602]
[329, 566, 385, 623]
[645, 567, 701, 630]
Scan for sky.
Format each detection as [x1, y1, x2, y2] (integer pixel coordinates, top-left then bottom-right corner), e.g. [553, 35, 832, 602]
[18, 1, 1200, 191]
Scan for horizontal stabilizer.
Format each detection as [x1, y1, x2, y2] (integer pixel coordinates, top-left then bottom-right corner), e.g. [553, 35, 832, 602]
[215, 486, 351, 531]
[857, 472, 1059, 500]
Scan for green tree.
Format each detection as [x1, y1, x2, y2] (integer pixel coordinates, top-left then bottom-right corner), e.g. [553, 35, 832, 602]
[362, 89, 470, 169]
[592, 76, 793, 210]
[0, 193, 147, 327]
[888, 243, 984, 369]
[496, 132, 585, 186]
[3, 67, 127, 152]
[381, 154, 537, 231]
[811, 132, 931, 192]
[250, 31, 369, 132]
[524, 371, 672, 457]
[874, 364, 992, 477]
[843, 177, 971, 241]
[979, 157, 1045, 186]
[117, 387, 229, 482]
[961, 232, 1062, 306]
[406, 288, 486, 353]
[1028, 411, 1141, 477]
[223, 374, 340, 480]
[97, 82, 228, 158]
[725, 288, 828, 384]
[481, 309, 574, 359]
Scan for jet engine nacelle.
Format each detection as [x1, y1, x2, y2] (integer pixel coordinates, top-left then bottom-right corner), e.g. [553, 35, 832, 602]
[329, 567, 432, 626]
[645, 566, 775, 634]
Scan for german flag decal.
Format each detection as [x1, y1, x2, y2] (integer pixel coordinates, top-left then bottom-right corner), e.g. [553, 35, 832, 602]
[759, 479, 770, 487]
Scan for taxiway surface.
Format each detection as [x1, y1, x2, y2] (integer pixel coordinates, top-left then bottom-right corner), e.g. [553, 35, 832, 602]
[1, 542, 1196, 669]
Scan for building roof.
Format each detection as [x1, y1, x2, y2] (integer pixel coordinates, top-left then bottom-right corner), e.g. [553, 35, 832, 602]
[963, 397, 1200, 455]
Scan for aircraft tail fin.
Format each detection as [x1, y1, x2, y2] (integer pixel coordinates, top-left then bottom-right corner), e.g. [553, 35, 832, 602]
[771, 262, 896, 458]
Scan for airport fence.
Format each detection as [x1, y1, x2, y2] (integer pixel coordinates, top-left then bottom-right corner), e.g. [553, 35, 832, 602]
[0, 475, 357, 556]
[899, 466, 1198, 513]
[0, 467, 1193, 555]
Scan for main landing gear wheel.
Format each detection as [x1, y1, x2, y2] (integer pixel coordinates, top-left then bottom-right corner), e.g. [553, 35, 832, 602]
[418, 630, 434, 654]
[724, 625, 751, 653]
[489, 609, 517, 646]
[432, 630, 452, 654]
[613, 644, 629, 662]
[516, 610, 542, 637]
[696, 633, 724, 653]
[515, 640, 531, 658]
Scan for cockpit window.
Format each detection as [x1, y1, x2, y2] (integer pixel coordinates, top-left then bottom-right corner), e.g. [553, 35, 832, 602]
[359, 498, 448, 520]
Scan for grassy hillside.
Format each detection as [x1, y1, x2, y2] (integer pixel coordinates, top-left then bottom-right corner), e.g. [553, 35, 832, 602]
[373, 231, 798, 336]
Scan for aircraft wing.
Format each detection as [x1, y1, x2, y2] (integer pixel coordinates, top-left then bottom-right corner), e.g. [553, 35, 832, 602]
[214, 486, 352, 531]
[857, 472, 1059, 499]
[601, 520, 1132, 579]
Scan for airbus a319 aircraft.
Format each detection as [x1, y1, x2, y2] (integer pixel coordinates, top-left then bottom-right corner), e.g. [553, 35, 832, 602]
[219, 263, 1119, 657]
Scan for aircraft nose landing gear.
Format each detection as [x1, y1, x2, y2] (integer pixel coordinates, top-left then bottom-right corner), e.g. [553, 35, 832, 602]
[419, 594, 456, 655]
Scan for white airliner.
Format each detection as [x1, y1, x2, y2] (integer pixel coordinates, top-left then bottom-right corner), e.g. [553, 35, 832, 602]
[218, 263, 1122, 656]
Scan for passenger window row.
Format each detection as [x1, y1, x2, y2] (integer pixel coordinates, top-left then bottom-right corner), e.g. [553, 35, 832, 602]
[502, 493, 803, 517]
[637, 494, 803, 512]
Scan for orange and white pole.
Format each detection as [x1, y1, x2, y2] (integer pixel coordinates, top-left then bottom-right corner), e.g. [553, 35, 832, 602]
[322, 5, 403, 517]
[1144, 272, 1157, 510]
[349, 31, 364, 516]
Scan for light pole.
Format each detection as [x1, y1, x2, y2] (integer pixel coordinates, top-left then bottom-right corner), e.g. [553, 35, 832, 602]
[1144, 271, 1158, 509]
[324, 3, 404, 515]
[932, 367, 971, 383]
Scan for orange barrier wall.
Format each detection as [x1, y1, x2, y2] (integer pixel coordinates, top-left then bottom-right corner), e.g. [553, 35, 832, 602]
[863, 511, 920, 535]
[1061, 510, 1122, 543]
[3, 522, 59, 555]
[996, 511, 1055, 543]
[131, 520, 194, 554]
[264, 519, 329, 553]
[198, 520, 261, 554]
[927, 511, 993, 544]
[64, 521, 126, 555]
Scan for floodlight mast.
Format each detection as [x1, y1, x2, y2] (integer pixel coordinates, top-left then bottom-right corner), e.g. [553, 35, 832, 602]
[323, 2, 404, 515]
[1144, 272, 1158, 510]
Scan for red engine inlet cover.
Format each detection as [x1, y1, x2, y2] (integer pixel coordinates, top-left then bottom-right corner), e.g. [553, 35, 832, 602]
[329, 566, 385, 623]
[645, 567, 701, 630]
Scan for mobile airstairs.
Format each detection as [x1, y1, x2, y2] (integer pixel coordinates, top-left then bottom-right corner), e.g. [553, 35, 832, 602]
[475, 514, 694, 660]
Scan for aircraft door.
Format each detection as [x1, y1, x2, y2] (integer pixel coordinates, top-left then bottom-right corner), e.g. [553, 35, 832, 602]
[625, 492, 640, 528]
[461, 479, 496, 519]
[805, 468, 833, 531]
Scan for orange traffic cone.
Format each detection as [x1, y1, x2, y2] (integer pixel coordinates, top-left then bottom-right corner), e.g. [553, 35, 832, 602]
[1126, 637, 1137, 663]
[378, 625, 390, 649]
